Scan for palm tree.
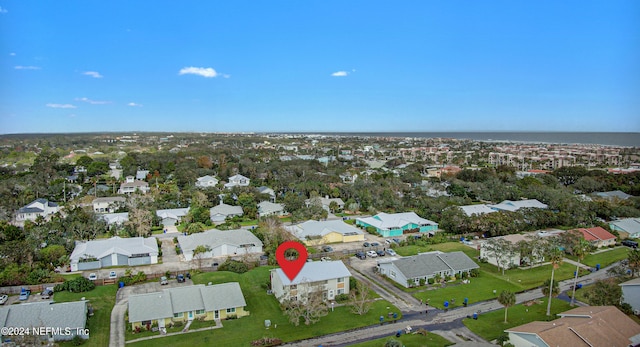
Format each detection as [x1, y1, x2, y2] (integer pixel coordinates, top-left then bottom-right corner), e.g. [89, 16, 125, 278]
[498, 290, 516, 323]
[570, 238, 592, 306]
[546, 247, 564, 316]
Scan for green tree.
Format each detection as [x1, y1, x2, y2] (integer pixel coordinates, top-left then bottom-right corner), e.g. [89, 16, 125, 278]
[39, 245, 67, 268]
[192, 244, 212, 269]
[585, 278, 622, 306]
[498, 290, 516, 323]
[75, 155, 93, 168]
[628, 249, 640, 278]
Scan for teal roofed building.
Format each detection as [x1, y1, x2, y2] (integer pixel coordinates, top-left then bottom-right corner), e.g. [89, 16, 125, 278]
[356, 212, 438, 237]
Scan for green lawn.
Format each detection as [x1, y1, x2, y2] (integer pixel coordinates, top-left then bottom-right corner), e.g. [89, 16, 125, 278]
[349, 331, 454, 347]
[463, 298, 573, 341]
[130, 267, 402, 347]
[580, 247, 629, 268]
[55, 285, 118, 347]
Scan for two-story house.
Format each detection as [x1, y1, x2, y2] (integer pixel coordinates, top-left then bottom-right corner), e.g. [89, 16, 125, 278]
[15, 198, 60, 223]
[270, 260, 352, 303]
[92, 196, 126, 213]
[118, 176, 150, 194]
[223, 174, 250, 189]
[195, 175, 219, 188]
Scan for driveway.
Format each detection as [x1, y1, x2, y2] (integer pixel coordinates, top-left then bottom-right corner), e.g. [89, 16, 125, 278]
[109, 278, 194, 347]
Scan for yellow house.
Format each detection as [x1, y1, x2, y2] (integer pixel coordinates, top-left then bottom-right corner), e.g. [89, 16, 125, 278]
[285, 220, 365, 246]
[128, 282, 248, 331]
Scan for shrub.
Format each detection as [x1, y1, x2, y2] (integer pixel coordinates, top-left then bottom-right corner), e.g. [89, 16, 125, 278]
[54, 277, 95, 293]
[71, 335, 86, 346]
[218, 259, 249, 274]
[335, 293, 349, 303]
[419, 278, 426, 286]
[428, 278, 435, 285]
[470, 268, 480, 277]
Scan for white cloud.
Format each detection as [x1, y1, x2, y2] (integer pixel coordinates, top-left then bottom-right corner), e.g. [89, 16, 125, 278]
[75, 97, 110, 105]
[46, 103, 77, 109]
[0, 6, 7, 14]
[127, 102, 143, 107]
[331, 71, 349, 77]
[9, 52, 16, 56]
[179, 66, 220, 78]
[14, 65, 41, 70]
[83, 71, 103, 78]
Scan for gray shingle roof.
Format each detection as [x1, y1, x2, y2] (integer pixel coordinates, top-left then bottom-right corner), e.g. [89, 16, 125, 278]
[272, 260, 352, 285]
[0, 301, 87, 331]
[286, 220, 364, 238]
[210, 203, 243, 216]
[177, 228, 263, 254]
[128, 283, 247, 322]
[391, 251, 478, 279]
[611, 218, 640, 234]
[70, 236, 158, 262]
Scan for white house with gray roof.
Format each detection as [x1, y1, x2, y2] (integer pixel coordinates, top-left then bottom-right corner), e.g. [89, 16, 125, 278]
[271, 260, 352, 303]
[377, 251, 479, 288]
[285, 219, 365, 246]
[224, 174, 250, 189]
[15, 198, 60, 223]
[195, 175, 219, 188]
[128, 282, 248, 330]
[610, 218, 640, 239]
[156, 208, 189, 226]
[488, 199, 547, 212]
[209, 203, 244, 223]
[69, 236, 159, 271]
[178, 228, 263, 261]
[257, 201, 286, 218]
[459, 204, 497, 217]
[0, 301, 88, 342]
[98, 212, 129, 226]
[92, 196, 126, 213]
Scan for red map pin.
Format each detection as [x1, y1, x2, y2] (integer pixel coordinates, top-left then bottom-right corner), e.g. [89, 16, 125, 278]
[275, 240, 308, 281]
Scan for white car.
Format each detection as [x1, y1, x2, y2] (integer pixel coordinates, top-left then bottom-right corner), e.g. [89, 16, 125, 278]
[366, 250, 378, 258]
[386, 249, 398, 256]
[109, 271, 117, 279]
[88, 273, 97, 281]
[0, 294, 8, 305]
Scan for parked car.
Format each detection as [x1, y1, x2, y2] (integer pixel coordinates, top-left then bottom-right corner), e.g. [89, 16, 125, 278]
[392, 238, 401, 244]
[177, 274, 185, 283]
[160, 276, 168, 285]
[321, 257, 332, 262]
[88, 273, 97, 281]
[376, 250, 385, 256]
[622, 240, 638, 248]
[41, 287, 54, 299]
[355, 251, 366, 260]
[0, 294, 8, 305]
[370, 242, 380, 247]
[363, 242, 371, 247]
[322, 246, 334, 252]
[109, 271, 117, 279]
[384, 239, 392, 245]
[366, 250, 378, 258]
[19, 288, 30, 301]
[386, 249, 398, 256]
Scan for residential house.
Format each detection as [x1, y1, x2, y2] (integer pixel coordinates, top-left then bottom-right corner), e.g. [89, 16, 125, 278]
[257, 186, 276, 202]
[505, 306, 640, 347]
[593, 190, 633, 201]
[209, 203, 244, 223]
[257, 201, 286, 218]
[480, 230, 565, 268]
[98, 212, 129, 227]
[0, 301, 88, 342]
[195, 175, 219, 188]
[459, 204, 497, 217]
[128, 283, 248, 331]
[118, 176, 150, 194]
[15, 198, 60, 223]
[356, 212, 438, 237]
[178, 228, 263, 261]
[306, 196, 345, 213]
[270, 260, 352, 303]
[610, 218, 640, 239]
[377, 251, 479, 288]
[224, 174, 250, 189]
[285, 220, 365, 246]
[135, 170, 149, 180]
[92, 196, 126, 214]
[156, 208, 189, 226]
[488, 199, 548, 212]
[620, 278, 640, 314]
[69, 236, 159, 271]
[572, 227, 617, 248]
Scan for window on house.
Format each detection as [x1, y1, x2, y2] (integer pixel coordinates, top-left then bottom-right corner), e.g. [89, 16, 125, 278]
[142, 320, 151, 326]
[290, 284, 297, 290]
[337, 289, 344, 295]
[196, 309, 205, 315]
[226, 308, 236, 313]
[174, 312, 183, 318]
[337, 277, 344, 283]
[390, 270, 396, 278]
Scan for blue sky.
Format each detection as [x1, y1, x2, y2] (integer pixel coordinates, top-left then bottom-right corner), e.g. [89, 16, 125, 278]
[1, 1, 639, 134]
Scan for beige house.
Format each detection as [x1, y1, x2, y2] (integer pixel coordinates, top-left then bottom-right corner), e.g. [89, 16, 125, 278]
[128, 283, 248, 331]
[285, 220, 365, 246]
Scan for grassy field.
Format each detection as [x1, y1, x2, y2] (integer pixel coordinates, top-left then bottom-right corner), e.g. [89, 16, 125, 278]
[55, 285, 118, 347]
[349, 331, 454, 347]
[463, 298, 573, 342]
[130, 267, 402, 347]
[580, 247, 629, 267]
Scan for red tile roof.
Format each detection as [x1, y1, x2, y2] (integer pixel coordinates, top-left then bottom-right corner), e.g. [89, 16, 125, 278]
[573, 227, 616, 242]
